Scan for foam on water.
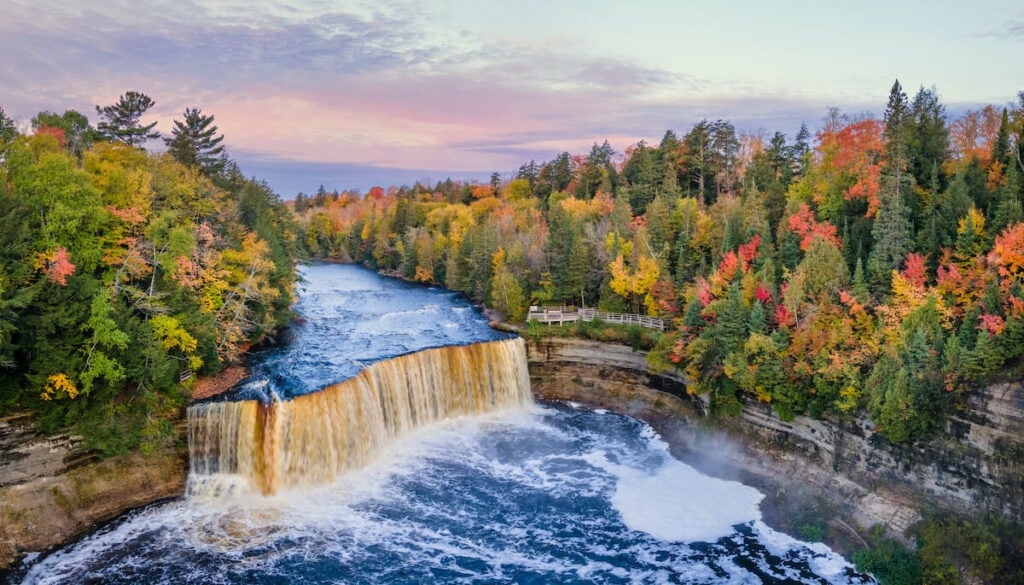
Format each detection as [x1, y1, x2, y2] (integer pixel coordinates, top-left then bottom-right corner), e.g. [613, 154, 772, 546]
[17, 405, 873, 585]
[586, 449, 764, 543]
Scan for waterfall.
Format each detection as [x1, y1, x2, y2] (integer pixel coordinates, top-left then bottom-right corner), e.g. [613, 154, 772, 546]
[187, 337, 532, 496]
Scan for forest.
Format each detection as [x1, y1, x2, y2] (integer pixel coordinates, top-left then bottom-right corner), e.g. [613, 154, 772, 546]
[3, 81, 1024, 583]
[2, 81, 1022, 473]
[0, 93, 301, 453]
[293, 81, 1024, 445]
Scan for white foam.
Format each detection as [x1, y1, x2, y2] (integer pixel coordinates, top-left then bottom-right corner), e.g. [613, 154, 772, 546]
[22, 405, 866, 584]
[752, 520, 864, 581]
[584, 449, 763, 543]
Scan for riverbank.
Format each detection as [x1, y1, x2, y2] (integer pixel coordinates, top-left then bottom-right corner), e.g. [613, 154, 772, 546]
[524, 336, 883, 555]
[0, 426, 186, 572]
[0, 361, 252, 573]
[525, 334, 1024, 562]
[5, 329, 1021, 575]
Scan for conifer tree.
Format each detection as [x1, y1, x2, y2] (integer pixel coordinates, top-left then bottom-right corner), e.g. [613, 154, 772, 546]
[95, 91, 159, 147]
[907, 86, 949, 189]
[992, 108, 1011, 168]
[164, 107, 227, 177]
[870, 80, 915, 288]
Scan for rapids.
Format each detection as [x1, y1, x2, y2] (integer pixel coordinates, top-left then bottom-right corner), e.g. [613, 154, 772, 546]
[10, 264, 874, 584]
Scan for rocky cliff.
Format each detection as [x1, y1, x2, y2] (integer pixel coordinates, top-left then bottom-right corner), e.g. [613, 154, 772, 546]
[526, 336, 1024, 546]
[4, 335, 1021, 571]
[0, 414, 186, 571]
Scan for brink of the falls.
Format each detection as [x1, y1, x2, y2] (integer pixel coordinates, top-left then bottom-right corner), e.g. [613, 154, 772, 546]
[187, 337, 532, 495]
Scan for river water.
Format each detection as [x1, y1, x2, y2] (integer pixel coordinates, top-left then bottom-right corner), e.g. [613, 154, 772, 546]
[13, 264, 873, 584]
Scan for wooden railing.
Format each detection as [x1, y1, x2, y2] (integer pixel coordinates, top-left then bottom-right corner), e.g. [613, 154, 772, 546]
[527, 306, 665, 331]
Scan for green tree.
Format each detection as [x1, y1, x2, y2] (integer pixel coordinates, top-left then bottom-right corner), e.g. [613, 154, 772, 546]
[906, 86, 949, 190]
[95, 91, 160, 147]
[992, 107, 1011, 168]
[622, 141, 659, 214]
[164, 108, 227, 177]
[489, 248, 526, 320]
[31, 110, 98, 158]
[0, 106, 17, 157]
[871, 170, 914, 290]
[797, 236, 849, 298]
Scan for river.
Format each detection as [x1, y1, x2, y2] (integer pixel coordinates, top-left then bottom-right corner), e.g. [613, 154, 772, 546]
[13, 263, 873, 584]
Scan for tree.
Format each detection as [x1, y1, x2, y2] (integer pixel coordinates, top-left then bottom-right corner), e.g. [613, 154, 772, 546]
[95, 91, 160, 147]
[797, 236, 849, 297]
[31, 110, 98, 158]
[1, 106, 19, 147]
[489, 248, 525, 320]
[884, 79, 911, 161]
[870, 183, 914, 291]
[906, 86, 949, 189]
[164, 108, 227, 177]
[870, 81, 915, 289]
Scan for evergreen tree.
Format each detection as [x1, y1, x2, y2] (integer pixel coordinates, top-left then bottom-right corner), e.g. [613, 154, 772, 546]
[906, 86, 949, 189]
[164, 107, 227, 177]
[574, 141, 616, 199]
[883, 80, 911, 157]
[792, 122, 811, 177]
[991, 161, 1023, 233]
[95, 91, 160, 147]
[852, 257, 869, 303]
[870, 179, 914, 288]
[871, 80, 915, 288]
[992, 108, 1011, 168]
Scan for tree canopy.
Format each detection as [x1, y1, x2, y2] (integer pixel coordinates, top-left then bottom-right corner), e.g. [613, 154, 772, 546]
[95, 91, 160, 147]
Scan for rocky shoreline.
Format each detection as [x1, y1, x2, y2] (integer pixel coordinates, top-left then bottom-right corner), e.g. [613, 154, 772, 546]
[4, 332, 1022, 574]
[0, 362, 250, 574]
[525, 335, 1024, 556]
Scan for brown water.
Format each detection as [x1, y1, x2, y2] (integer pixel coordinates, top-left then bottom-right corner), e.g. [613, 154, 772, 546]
[188, 338, 532, 495]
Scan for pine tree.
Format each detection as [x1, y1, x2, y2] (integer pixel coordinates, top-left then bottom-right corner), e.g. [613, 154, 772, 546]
[871, 80, 915, 288]
[992, 108, 1011, 168]
[747, 300, 767, 334]
[991, 161, 1023, 233]
[792, 122, 811, 177]
[164, 108, 227, 177]
[883, 80, 910, 156]
[871, 180, 914, 288]
[906, 86, 949, 189]
[95, 91, 160, 147]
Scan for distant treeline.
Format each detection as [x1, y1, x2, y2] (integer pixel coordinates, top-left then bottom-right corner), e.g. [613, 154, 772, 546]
[292, 81, 1024, 444]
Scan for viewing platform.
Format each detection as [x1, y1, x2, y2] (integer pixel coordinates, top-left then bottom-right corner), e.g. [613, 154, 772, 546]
[526, 306, 665, 331]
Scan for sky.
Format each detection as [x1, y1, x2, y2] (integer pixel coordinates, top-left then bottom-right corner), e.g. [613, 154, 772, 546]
[2, 0, 1022, 197]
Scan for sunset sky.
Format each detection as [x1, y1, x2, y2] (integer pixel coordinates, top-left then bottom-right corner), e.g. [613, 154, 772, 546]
[2, 0, 1022, 196]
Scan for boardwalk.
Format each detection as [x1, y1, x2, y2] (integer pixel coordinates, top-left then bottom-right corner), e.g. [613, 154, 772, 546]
[526, 307, 665, 331]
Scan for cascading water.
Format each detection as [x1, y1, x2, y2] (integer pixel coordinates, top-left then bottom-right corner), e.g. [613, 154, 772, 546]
[187, 338, 532, 495]
[10, 264, 875, 584]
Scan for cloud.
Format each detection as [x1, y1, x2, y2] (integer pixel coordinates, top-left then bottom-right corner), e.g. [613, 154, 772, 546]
[0, 0, 873, 195]
[974, 16, 1024, 39]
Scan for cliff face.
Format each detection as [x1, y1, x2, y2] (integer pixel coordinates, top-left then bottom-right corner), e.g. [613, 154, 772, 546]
[526, 336, 1024, 541]
[3, 336, 1020, 571]
[0, 414, 186, 571]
